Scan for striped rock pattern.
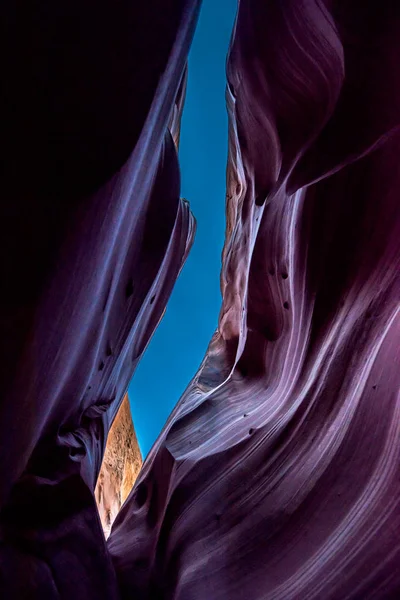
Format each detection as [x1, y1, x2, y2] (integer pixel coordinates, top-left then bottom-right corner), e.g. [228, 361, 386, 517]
[1, 1, 399, 599]
[108, 2, 400, 599]
[0, 1, 200, 598]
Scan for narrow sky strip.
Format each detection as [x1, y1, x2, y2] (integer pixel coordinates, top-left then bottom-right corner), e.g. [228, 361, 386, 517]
[129, 1, 238, 457]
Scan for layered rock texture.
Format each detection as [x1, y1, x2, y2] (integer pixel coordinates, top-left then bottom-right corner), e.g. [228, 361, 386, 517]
[108, 2, 400, 599]
[1, 1, 400, 599]
[0, 0, 200, 597]
[95, 395, 142, 539]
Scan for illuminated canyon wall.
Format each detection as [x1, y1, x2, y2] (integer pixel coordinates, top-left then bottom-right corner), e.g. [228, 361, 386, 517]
[108, 2, 400, 599]
[0, 0, 200, 597]
[1, 1, 399, 599]
[95, 395, 142, 539]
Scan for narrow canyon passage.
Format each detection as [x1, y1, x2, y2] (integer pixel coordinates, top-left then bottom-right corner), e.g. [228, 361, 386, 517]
[1, 1, 399, 599]
[129, 0, 238, 457]
[96, 0, 238, 539]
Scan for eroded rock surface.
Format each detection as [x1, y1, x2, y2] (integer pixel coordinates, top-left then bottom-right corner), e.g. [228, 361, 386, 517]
[95, 395, 142, 538]
[1, 1, 400, 599]
[0, 1, 200, 598]
[108, 2, 400, 599]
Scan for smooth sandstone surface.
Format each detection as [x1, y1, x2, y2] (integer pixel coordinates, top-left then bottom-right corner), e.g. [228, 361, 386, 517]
[1, 1, 399, 599]
[109, 2, 400, 599]
[0, 0, 200, 597]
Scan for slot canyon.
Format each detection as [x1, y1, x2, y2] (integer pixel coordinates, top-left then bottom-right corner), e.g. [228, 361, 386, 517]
[0, 1, 399, 598]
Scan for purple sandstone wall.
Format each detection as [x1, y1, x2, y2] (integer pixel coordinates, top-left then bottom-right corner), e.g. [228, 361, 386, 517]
[1, 1, 399, 599]
[0, 1, 200, 597]
[108, 2, 400, 599]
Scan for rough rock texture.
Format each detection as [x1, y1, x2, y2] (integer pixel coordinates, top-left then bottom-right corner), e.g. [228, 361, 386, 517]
[0, 0, 200, 598]
[108, 2, 400, 599]
[95, 395, 142, 539]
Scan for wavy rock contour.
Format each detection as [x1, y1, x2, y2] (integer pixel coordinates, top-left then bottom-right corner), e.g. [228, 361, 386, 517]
[0, 0, 200, 597]
[108, 2, 400, 599]
[1, 1, 399, 599]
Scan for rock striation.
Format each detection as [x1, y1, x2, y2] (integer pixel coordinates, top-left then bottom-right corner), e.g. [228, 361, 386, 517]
[1, 1, 400, 599]
[108, 2, 400, 599]
[0, 1, 200, 598]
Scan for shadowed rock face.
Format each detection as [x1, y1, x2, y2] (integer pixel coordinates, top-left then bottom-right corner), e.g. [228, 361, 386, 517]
[108, 2, 400, 599]
[95, 395, 142, 539]
[1, 1, 400, 599]
[0, 0, 200, 598]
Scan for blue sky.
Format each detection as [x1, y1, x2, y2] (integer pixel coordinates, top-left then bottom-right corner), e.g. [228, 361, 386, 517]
[129, 1, 238, 457]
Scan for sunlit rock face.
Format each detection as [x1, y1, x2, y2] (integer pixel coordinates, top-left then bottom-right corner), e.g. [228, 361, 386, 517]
[95, 395, 142, 539]
[0, 0, 200, 598]
[109, 2, 400, 599]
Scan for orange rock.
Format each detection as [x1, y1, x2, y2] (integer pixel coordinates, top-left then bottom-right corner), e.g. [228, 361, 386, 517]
[95, 395, 142, 538]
